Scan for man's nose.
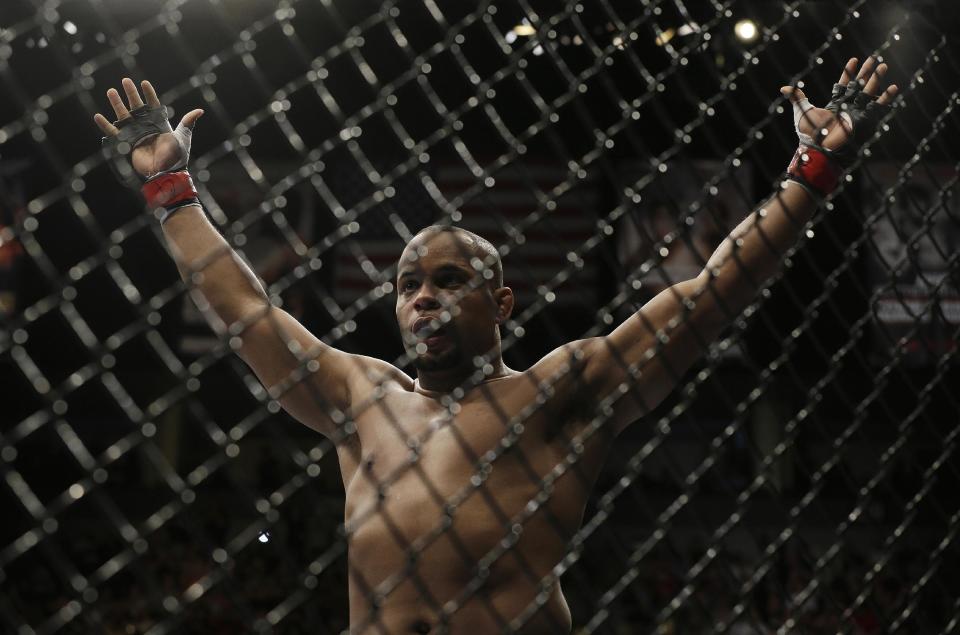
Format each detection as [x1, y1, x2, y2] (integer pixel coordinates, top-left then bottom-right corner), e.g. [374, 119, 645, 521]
[413, 284, 442, 311]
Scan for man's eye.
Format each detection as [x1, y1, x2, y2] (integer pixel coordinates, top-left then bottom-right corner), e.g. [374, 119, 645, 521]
[401, 280, 418, 291]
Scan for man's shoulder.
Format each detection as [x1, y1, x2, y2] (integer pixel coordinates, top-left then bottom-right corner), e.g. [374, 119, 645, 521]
[346, 354, 414, 394]
[525, 339, 595, 383]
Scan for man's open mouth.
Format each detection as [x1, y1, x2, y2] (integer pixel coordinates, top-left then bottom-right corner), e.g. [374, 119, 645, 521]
[413, 318, 449, 346]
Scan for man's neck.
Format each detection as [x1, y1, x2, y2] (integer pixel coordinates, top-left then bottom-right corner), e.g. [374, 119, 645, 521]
[415, 357, 509, 395]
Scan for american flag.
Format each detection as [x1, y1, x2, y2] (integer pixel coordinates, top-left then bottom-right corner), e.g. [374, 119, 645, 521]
[332, 161, 599, 308]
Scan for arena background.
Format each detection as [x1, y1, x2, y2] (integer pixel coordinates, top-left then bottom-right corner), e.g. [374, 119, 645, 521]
[1, 0, 959, 633]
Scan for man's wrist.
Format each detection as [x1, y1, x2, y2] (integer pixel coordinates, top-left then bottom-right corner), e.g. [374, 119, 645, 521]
[141, 170, 200, 222]
[784, 144, 842, 199]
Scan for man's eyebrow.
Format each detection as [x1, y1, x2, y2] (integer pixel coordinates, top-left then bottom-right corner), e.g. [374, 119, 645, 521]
[397, 262, 423, 278]
[434, 263, 472, 275]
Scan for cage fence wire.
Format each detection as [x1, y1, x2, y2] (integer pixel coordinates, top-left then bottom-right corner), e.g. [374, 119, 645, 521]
[0, 0, 959, 633]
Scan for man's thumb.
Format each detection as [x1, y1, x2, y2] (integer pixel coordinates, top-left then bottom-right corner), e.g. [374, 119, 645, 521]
[780, 86, 807, 103]
[181, 109, 204, 130]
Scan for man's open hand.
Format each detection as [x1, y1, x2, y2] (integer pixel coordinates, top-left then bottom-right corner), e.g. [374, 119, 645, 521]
[781, 56, 898, 151]
[93, 78, 203, 180]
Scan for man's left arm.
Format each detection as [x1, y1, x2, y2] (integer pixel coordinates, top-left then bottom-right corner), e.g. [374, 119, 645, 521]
[578, 56, 898, 433]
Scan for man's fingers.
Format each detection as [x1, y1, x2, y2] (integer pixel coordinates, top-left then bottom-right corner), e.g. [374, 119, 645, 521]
[855, 56, 877, 86]
[141, 80, 162, 108]
[863, 62, 888, 96]
[838, 57, 858, 85]
[180, 109, 205, 129]
[93, 113, 119, 136]
[779, 86, 807, 102]
[106, 87, 131, 121]
[122, 77, 145, 109]
[877, 83, 899, 106]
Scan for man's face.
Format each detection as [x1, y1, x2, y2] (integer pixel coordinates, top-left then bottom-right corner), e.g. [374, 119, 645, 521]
[395, 231, 499, 373]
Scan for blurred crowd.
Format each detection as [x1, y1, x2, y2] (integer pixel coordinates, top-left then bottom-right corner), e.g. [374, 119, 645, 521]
[582, 543, 949, 635]
[9, 501, 955, 635]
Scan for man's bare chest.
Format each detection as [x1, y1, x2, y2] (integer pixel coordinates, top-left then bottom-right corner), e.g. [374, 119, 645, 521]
[339, 378, 609, 598]
[342, 382, 574, 520]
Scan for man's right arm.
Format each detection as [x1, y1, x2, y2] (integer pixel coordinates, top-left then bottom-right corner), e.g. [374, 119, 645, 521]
[94, 77, 366, 438]
[161, 204, 356, 437]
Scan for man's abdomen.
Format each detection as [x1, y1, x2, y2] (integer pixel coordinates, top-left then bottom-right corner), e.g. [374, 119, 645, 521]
[344, 466, 578, 633]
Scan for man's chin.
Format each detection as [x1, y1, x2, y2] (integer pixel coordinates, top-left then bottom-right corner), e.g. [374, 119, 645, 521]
[413, 346, 463, 372]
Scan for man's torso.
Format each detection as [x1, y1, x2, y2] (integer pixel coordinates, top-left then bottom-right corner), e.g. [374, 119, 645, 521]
[337, 359, 613, 633]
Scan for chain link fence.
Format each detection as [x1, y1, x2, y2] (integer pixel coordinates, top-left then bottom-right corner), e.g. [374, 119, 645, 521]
[1, 0, 959, 633]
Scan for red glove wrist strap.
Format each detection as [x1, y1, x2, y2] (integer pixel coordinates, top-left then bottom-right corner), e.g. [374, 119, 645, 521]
[141, 171, 199, 214]
[786, 145, 841, 197]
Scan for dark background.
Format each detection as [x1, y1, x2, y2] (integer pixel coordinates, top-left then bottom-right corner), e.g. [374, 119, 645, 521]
[1, 0, 959, 633]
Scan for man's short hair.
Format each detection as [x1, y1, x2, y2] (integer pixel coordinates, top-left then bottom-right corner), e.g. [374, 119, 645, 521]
[412, 225, 504, 288]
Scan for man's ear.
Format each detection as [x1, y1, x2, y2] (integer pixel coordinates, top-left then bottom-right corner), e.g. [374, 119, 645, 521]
[493, 287, 514, 324]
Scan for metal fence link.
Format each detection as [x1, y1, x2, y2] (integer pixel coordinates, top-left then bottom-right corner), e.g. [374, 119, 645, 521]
[1, 0, 958, 633]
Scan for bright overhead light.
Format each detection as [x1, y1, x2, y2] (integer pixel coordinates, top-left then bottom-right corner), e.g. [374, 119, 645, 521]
[655, 28, 676, 47]
[655, 22, 698, 46]
[513, 21, 536, 37]
[734, 19, 759, 43]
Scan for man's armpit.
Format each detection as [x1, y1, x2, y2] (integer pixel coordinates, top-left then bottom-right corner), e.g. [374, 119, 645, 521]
[525, 341, 600, 439]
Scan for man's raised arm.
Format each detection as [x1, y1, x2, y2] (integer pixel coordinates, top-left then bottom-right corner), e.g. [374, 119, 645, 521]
[578, 56, 898, 431]
[94, 78, 361, 437]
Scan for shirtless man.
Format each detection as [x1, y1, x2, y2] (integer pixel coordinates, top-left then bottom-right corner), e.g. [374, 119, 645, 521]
[94, 56, 897, 633]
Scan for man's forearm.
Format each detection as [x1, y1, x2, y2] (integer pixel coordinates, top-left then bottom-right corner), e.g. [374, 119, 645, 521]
[697, 181, 817, 320]
[161, 205, 270, 331]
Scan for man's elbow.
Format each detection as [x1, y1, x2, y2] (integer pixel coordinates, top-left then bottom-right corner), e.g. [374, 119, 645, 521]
[687, 270, 748, 331]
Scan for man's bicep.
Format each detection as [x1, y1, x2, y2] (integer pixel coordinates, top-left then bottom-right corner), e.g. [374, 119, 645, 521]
[585, 277, 717, 427]
[236, 308, 356, 437]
